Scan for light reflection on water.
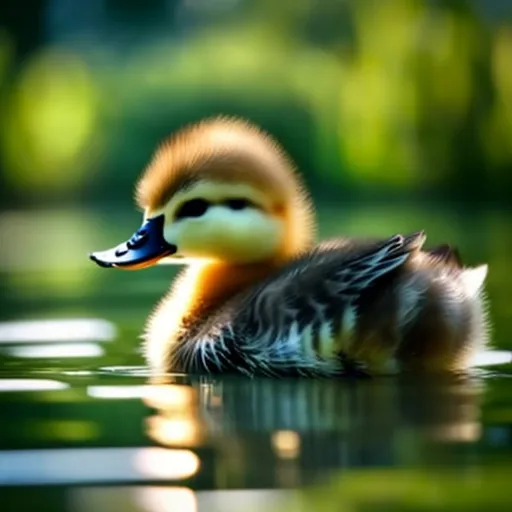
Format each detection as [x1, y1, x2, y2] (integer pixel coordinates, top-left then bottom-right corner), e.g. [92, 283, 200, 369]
[4, 342, 104, 359]
[0, 447, 200, 486]
[0, 379, 69, 392]
[0, 310, 509, 510]
[70, 487, 292, 512]
[0, 357, 511, 510]
[0, 318, 116, 343]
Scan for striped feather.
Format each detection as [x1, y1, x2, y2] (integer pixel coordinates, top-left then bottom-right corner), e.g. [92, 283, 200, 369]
[173, 232, 425, 377]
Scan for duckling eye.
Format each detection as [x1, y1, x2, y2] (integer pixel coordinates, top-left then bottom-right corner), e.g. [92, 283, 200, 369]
[175, 198, 210, 220]
[224, 198, 253, 210]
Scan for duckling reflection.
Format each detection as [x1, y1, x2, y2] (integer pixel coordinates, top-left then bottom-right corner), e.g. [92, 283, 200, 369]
[195, 377, 482, 444]
[91, 117, 489, 378]
[143, 378, 206, 448]
[143, 375, 483, 479]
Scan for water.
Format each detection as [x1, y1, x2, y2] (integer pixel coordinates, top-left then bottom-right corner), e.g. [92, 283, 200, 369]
[1, 366, 512, 511]
[0, 204, 511, 511]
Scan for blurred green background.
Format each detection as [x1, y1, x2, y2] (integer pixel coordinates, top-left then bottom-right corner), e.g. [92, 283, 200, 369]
[0, 0, 511, 360]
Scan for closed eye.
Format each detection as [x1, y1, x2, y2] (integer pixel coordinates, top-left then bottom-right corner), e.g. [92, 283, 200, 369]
[223, 198, 255, 210]
[175, 198, 210, 220]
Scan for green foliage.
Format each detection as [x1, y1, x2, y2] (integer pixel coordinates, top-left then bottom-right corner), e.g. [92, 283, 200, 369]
[0, 0, 511, 206]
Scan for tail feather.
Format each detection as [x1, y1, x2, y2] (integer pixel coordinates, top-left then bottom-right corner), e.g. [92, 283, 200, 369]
[428, 244, 463, 268]
[461, 265, 488, 298]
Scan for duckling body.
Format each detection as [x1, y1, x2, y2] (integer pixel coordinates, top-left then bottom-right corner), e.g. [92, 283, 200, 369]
[90, 117, 489, 377]
[144, 232, 487, 377]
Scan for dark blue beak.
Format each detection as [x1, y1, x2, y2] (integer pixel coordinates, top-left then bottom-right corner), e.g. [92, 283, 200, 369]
[89, 215, 177, 270]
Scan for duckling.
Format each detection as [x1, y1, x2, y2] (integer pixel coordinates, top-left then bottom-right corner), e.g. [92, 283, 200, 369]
[90, 117, 489, 377]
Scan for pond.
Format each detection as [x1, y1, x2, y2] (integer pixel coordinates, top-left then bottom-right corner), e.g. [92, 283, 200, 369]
[0, 203, 511, 512]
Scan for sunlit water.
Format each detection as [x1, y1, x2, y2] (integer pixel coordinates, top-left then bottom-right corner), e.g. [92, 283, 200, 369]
[1, 205, 512, 511]
[1, 326, 511, 512]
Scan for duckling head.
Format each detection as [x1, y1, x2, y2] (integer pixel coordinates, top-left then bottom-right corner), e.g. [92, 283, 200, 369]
[90, 117, 315, 269]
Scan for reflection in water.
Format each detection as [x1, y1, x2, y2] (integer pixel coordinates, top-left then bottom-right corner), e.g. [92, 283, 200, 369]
[0, 379, 68, 392]
[70, 486, 199, 512]
[3, 342, 104, 359]
[195, 489, 298, 512]
[133, 448, 200, 480]
[0, 318, 116, 343]
[87, 385, 150, 399]
[0, 365, 509, 510]
[0, 350, 506, 504]
[70, 486, 295, 512]
[142, 374, 484, 488]
[144, 383, 206, 448]
[271, 431, 301, 460]
[0, 447, 199, 486]
[136, 487, 197, 512]
[194, 377, 482, 443]
[0, 317, 115, 360]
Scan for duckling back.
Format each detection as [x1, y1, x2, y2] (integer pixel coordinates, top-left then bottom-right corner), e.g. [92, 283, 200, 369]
[147, 231, 488, 377]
